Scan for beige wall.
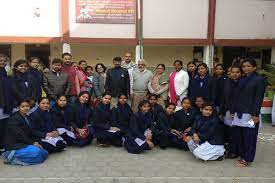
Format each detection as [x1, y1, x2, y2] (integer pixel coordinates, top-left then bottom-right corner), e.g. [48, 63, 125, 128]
[10, 44, 195, 68]
[215, 0, 275, 39]
[143, 0, 209, 39]
[143, 46, 194, 68]
[11, 44, 25, 65]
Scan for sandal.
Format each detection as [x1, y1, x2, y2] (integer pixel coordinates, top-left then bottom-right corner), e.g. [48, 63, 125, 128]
[235, 159, 249, 167]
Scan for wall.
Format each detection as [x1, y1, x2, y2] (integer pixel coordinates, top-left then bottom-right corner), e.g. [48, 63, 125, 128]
[11, 44, 25, 64]
[215, 0, 275, 39]
[143, 0, 209, 38]
[0, 0, 61, 37]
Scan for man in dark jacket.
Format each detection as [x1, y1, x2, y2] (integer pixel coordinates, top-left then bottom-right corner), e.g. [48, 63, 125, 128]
[105, 57, 130, 108]
[43, 58, 69, 105]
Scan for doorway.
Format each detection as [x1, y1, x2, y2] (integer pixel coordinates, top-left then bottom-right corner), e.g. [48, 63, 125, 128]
[25, 44, 50, 68]
[222, 47, 246, 69]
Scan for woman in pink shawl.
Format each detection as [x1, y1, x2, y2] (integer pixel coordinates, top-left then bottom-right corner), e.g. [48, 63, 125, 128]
[169, 60, 189, 107]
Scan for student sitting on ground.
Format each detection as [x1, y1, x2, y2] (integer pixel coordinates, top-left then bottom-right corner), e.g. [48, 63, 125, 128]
[124, 100, 155, 154]
[111, 93, 133, 136]
[2, 99, 48, 165]
[71, 91, 94, 146]
[185, 102, 225, 161]
[156, 103, 188, 150]
[30, 97, 67, 153]
[92, 92, 123, 147]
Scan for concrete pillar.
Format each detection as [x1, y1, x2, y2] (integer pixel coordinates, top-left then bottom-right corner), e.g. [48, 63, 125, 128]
[203, 45, 214, 69]
[135, 45, 143, 64]
[271, 47, 275, 65]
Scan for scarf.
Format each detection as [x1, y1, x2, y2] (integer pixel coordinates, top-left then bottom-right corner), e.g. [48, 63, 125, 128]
[121, 61, 136, 70]
[169, 70, 177, 103]
[0, 68, 12, 114]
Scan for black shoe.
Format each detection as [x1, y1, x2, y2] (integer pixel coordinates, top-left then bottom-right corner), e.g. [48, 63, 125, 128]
[225, 153, 239, 159]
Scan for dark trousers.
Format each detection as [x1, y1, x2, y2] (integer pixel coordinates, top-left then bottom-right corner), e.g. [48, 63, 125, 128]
[94, 130, 123, 147]
[40, 140, 67, 153]
[231, 124, 259, 162]
[158, 131, 188, 150]
[123, 137, 150, 154]
[60, 132, 93, 147]
[0, 118, 8, 149]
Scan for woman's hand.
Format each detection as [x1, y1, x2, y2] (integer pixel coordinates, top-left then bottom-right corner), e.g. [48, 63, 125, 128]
[77, 128, 87, 137]
[146, 141, 154, 149]
[33, 142, 43, 149]
[193, 133, 200, 144]
[46, 132, 54, 137]
[52, 130, 59, 137]
[251, 116, 260, 124]
[145, 130, 153, 141]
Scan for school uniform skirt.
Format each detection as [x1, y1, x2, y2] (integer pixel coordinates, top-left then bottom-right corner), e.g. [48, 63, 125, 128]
[157, 130, 188, 150]
[187, 140, 225, 161]
[2, 145, 48, 166]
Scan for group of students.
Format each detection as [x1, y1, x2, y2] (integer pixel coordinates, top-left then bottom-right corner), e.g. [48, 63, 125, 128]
[0, 52, 266, 167]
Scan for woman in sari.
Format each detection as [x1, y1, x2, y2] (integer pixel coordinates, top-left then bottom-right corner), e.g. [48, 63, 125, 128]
[148, 64, 169, 108]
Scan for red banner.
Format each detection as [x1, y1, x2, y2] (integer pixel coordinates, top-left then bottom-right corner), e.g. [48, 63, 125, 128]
[75, 0, 136, 24]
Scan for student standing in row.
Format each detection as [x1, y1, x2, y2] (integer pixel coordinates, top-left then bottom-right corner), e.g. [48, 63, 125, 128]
[28, 57, 43, 99]
[11, 59, 38, 114]
[0, 54, 13, 150]
[232, 59, 266, 167]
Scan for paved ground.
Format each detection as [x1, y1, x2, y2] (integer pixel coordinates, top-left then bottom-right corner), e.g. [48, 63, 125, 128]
[0, 124, 274, 183]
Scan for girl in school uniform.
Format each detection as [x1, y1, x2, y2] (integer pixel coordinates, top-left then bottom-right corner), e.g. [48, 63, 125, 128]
[111, 94, 133, 135]
[2, 100, 48, 165]
[124, 100, 155, 154]
[0, 54, 13, 150]
[71, 91, 94, 146]
[92, 92, 123, 147]
[28, 57, 43, 99]
[214, 64, 227, 113]
[30, 97, 67, 153]
[148, 94, 163, 122]
[185, 102, 225, 161]
[194, 96, 205, 116]
[219, 65, 242, 158]
[11, 59, 38, 114]
[231, 59, 266, 167]
[189, 63, 216, 103]
[156, 103, 188, 150]
[51, 95, 88, 147]
[174, 97, 197, 139]
[187, 61, 197, 79]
